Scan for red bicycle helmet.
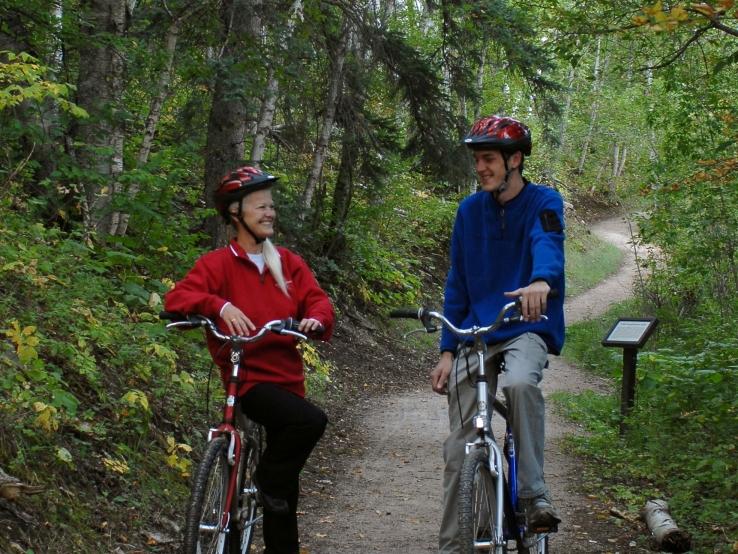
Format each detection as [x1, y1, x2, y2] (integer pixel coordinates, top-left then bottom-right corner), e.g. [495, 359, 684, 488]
[213, 166, 278, 219]
[463, 115, 532, 156]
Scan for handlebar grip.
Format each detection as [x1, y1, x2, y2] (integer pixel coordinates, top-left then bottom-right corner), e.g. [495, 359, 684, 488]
[389, 308, 422, 319]
[548, 289, 559, 299]
[159, 311, 183, 321]
[281, 318, 324, 336]
[159, 311, 206, 328]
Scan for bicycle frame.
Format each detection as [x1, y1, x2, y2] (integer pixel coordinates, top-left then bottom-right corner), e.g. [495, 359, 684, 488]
[163, 314, 307, 551]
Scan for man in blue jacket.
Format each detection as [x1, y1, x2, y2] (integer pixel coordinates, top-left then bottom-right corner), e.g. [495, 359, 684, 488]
[432, 115, 565, 553]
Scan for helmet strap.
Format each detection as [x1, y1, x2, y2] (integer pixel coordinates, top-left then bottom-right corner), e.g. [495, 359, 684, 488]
[494, 154, 513, 199]
[233, 197, 266, 244]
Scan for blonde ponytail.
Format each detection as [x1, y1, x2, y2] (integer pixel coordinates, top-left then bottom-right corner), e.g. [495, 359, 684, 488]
[263, 238, 290, 297]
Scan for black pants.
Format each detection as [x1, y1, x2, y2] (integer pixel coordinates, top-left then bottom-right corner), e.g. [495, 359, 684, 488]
[240, 383, 327, 554]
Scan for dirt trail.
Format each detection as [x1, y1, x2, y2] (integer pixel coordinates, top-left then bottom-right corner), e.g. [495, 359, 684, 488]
[301, 215, 650, 553]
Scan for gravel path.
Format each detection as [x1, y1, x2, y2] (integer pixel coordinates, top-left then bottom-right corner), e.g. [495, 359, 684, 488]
[301, 215, 650, 553]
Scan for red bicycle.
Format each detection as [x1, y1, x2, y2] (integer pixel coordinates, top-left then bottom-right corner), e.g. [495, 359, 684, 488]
[161, 312, 309, 554]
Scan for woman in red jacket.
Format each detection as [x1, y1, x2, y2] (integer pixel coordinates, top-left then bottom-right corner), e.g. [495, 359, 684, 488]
[165, 166, 335, 554]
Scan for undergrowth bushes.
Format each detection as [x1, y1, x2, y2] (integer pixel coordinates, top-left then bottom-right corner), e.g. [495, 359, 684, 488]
[0, 209, 211, 549]
[560, 303, 738, 551]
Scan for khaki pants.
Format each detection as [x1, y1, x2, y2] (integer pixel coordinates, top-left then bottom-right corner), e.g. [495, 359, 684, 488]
[438, 333, 549, 554]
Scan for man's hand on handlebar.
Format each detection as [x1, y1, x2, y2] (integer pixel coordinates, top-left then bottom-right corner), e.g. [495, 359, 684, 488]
[222, 303, 257, 336]
[504, 280, 550, 322]
[431, 351, 454, 395]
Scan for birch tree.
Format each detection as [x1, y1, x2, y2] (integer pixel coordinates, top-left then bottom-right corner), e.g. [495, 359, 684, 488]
[250, 0, 304, 167]
[301, 16, 350, 210]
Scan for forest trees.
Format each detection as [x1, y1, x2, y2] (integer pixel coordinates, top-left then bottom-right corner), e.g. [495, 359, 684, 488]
[1, 0, 568, 298]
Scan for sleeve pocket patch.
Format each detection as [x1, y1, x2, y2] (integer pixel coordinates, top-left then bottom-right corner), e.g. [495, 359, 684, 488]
[540, 210, 563, 233]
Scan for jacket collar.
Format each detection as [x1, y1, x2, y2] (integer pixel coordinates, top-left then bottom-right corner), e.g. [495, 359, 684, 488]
[229, 239, 263, 260]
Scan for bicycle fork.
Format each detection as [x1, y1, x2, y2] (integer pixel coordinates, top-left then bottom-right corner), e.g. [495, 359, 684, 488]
[465, 345, 507, 551]
[202, 348, 246, 546]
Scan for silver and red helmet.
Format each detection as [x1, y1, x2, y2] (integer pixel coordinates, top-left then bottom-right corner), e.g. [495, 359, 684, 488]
[213, 166, 278, 220]
[463, 115, 532, 156]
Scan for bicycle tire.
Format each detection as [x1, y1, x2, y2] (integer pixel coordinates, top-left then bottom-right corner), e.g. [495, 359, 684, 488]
[229, 428, 262, 554]
[458, 447, 508, 553]
[183, 436, 232, 554]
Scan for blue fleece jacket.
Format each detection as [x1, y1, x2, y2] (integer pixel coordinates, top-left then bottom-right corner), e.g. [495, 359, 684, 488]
[440, 183, 566, 355]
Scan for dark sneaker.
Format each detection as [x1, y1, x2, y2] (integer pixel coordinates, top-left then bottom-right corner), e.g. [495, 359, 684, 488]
[521, 494, 561, 532]
[254, 478, 290, 515]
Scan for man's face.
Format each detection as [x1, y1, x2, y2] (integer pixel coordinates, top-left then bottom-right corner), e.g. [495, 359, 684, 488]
[473, 149, 508, 192]
[472, 149, 523, 193]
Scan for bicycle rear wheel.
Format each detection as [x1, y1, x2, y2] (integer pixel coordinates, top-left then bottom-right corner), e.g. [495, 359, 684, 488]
[229, 427, 262, 554]
[183, 436, 232, 554]
[458, 447, 508, 553]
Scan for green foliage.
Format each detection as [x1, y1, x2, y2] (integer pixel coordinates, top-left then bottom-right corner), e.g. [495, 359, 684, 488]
[0, 51, 86, 117]
[0, 207, 209, 549]
[560, 299, 738, 551]
[301, 341, 335, 400]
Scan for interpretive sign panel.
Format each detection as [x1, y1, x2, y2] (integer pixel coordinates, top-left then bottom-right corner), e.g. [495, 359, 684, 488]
[602, 318, 658, 349]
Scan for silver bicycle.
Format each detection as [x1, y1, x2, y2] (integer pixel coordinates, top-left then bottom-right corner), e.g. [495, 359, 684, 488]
[391, 299, 556, 553]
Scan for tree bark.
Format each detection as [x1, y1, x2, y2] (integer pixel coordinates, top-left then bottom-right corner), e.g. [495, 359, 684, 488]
[203, 0, 262, 246]
[323, 133, 357, 258]
[301, 17, 349, 210]
[72, 0, 128, 238]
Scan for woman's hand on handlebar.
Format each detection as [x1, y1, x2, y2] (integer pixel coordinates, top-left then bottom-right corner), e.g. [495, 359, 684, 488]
[504, 280, 550, 322]
[221, 303, 257, 336]
[297, 317, 324, 336]
[431, 351, 454, 395]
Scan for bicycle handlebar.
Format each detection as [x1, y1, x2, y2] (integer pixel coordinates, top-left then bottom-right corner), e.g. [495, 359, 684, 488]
[159, 311, 314, 343]
[390, 289, 557, 338]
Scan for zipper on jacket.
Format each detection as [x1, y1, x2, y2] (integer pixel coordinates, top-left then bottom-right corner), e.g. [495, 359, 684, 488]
[499, 207, 506, 237]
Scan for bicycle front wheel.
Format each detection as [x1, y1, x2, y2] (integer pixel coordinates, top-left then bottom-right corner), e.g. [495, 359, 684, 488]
[458, 447, 507, 553]
[229, 430, 261, 554]
[183, 436, 232, 554]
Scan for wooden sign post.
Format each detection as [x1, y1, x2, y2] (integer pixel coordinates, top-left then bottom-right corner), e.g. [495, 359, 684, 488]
[601, 317, 658, 436]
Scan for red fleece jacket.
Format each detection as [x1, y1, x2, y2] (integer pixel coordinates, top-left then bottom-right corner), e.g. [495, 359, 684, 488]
[164, 240, 334, 397]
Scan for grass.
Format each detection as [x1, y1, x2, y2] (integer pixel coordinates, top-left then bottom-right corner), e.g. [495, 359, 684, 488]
[565, 222, 623, 297]
[561, 298, 642, 375]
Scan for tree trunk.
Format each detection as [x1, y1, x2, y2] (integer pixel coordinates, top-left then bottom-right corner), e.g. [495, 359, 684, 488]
[577, 36, 603, 175]
[473, 49, 485, 121]
[301, 18, 349, 210]
[72, 0, 128, 238]
[203, 0, 262, 246]
[617, 145, 627, 177]
[111, 16, 183, 236]
[557, 63, 577, 158]
[323, 135, 357, 258]
[250, 0, 303, 167]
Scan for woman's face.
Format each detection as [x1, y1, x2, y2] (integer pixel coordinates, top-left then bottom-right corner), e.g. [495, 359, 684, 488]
[239, 189, 275, 239]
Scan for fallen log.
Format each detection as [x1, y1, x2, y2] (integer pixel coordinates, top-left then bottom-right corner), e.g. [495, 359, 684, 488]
[0, 467, 44, 502]
[641, 499, 691, 553]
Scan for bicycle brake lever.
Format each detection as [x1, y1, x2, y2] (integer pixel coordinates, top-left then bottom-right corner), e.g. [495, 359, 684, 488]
[402, 327, 433, 340]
